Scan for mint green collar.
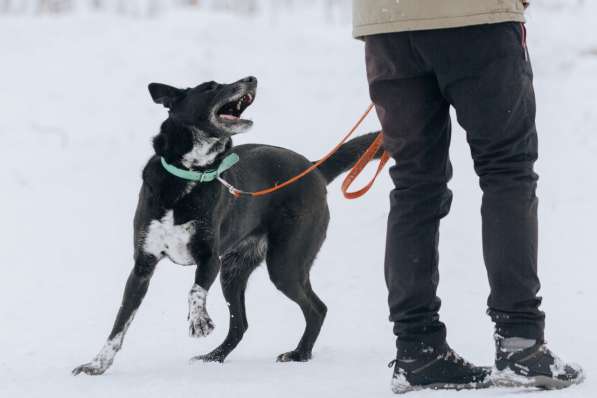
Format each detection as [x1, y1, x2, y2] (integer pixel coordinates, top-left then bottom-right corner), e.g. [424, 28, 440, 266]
[160, 153, 240, 182]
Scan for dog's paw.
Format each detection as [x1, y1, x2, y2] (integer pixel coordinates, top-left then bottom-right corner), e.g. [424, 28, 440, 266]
[72, 361, 110, 376]
[188, 284, 214, 338]
[189, 315, 215, 338]
[276, 350, 312, 363]
[190, 351, 226, 363]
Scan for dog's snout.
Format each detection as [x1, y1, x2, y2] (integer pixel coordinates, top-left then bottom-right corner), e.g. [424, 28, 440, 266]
[240, 76, 257, 84]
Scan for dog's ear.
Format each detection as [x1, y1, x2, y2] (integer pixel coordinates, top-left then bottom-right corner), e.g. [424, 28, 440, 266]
[148, 83, 184, 108]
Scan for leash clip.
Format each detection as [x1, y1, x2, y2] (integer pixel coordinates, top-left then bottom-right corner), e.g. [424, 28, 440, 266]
[217, 176, 243, 198]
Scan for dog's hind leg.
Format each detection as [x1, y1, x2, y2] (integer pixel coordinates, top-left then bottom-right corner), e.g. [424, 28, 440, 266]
[265, 221, 329, 363]
[271, 276, 327, 362]
[72, 254, 158, 376]
[192, 236, 266, 363]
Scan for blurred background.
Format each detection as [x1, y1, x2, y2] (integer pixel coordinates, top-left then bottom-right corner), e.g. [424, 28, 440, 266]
[0, 0, 590, 18]
[1, 1, 595, 398]
[1, 0, 351, 20]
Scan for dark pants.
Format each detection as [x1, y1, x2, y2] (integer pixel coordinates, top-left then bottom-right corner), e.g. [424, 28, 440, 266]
[365, 22, 545, 355]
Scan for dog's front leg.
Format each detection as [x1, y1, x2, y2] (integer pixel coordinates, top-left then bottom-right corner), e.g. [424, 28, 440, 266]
[72, 255, 158, 376]
[188, 245, 220, 338]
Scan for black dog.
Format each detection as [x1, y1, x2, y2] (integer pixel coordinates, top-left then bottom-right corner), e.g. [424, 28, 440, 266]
[73, 76, 381, 375]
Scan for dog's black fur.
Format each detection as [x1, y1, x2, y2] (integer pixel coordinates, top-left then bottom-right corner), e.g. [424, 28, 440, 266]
[73, 77, 382, 375]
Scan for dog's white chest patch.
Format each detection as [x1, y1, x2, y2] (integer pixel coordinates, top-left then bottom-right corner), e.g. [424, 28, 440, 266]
[143, 210, 196, 265]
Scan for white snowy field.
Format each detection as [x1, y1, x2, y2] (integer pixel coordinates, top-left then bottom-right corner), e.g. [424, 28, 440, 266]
[1, 4, 596, 398]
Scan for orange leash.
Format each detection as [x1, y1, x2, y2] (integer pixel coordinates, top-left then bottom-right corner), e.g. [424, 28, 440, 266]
[341, 132, 391, 199]
[219, 103, 389, 199]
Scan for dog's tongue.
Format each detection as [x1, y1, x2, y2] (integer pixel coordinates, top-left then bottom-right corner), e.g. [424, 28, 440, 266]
[220, 114, 239, 121]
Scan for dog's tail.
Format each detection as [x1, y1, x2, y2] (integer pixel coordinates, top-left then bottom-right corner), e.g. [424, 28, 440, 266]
[314, 131, 385, 185]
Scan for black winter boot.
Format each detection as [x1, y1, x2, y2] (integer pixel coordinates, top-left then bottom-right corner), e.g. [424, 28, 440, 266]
[492, 336, 584, 389]
[389, 343, 491, 394]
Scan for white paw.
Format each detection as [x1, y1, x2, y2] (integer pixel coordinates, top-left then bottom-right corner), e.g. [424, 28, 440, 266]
[72, 360, 111, 376]
[188, 284, 214, 338]
[189, 315, 215, 338]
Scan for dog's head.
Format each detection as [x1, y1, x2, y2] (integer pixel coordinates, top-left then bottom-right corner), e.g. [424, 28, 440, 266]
[149, 76, 257, 136]
[148, 76, 257, 167]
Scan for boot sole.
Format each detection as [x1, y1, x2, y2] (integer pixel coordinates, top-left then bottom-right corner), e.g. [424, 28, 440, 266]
[391, 380, 493, 394]
[391, 367, 494, 395]
[491, 368, 585, 390]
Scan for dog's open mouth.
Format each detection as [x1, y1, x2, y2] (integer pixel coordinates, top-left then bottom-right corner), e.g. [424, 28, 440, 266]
[216, 93, 254, 124]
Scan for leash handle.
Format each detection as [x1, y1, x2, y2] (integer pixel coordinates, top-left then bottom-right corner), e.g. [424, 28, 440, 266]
[341, 132, 390, 199]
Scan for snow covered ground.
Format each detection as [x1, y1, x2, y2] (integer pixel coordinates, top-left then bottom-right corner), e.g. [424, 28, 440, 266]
[1, 3, 596, 397]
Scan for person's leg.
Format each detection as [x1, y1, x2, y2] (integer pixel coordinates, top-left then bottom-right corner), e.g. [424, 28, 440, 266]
[417, 22, 544, 341]
[366, 32, 491, 393]
[366, 32, 452, 356]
